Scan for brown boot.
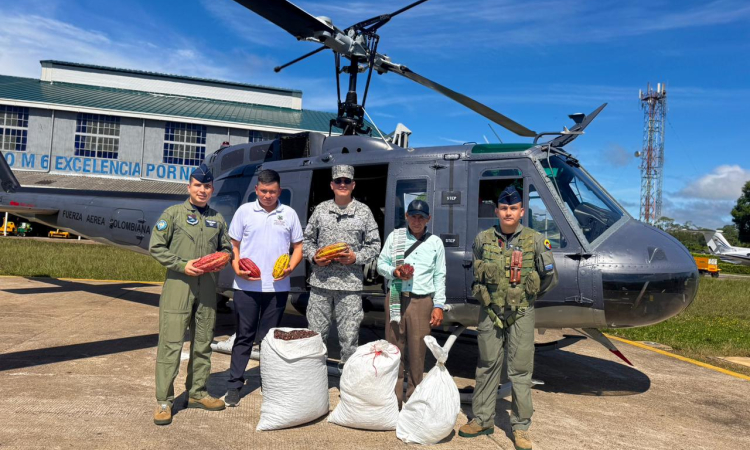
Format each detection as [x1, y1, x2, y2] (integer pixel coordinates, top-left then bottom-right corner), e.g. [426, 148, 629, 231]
[458, 419, 494, 438]
[153, 403, 172, 426]
[513, 429, 532, 450]
[187, 396, 226, 411]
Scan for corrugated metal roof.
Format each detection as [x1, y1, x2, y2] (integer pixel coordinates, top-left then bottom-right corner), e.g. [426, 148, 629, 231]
[0, 75, 337, 132]
[41, 60, 302, 95]
[13, 171, 188, 195]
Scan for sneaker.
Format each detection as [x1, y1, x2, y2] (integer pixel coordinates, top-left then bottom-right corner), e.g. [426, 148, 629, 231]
[153, 403, 172, 426]
[225, 388, 240, 407]
[211, 334, 236, 354]
[458, 419, 494, 438]
[187, 396, 226, 411]
[513, 429, 532, 450]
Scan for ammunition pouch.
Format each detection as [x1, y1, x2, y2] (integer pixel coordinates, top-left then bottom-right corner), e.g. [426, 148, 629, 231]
[472, 283, 492, 307]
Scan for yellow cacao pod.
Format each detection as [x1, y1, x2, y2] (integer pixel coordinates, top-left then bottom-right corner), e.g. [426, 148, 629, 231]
[273, 253, 290, 278]
[315, 242, 349, 260]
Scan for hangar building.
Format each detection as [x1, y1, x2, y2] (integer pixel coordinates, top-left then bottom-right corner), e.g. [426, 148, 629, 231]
[0, 60, 338, 192]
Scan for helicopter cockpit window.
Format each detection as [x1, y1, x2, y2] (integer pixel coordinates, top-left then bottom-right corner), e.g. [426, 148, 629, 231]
[542, 155, 624, 243]
[247, 189, 292, 206]
[395, 179, 428, 229]
[478, 174, 523, 232]
[528, 185, 566, 248]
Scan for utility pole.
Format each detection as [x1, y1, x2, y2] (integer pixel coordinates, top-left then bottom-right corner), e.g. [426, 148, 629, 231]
[638, 83, 667, 224]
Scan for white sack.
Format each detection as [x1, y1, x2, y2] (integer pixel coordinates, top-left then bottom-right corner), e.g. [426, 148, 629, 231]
[329, 340, 401, 430]
[256, 328, 329, 431]
[396, 335, 461, 444]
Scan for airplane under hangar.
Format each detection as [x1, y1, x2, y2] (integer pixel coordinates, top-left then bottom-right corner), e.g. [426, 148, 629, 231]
[0, 60, 340, 194]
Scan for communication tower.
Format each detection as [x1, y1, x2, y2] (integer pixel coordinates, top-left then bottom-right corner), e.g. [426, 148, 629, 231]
[638, 83, 667, 224]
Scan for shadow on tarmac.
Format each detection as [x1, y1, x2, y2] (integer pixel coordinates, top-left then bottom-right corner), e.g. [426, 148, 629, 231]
[1, 277, 161, 308]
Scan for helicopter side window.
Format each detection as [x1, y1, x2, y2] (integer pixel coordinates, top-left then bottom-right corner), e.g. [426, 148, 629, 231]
[528, 185, 566, 248]
[395, 179, 428, 229]
[542, 156, 624, 243]
[477, 173, 523, 232]
[247, 189, 292, 206]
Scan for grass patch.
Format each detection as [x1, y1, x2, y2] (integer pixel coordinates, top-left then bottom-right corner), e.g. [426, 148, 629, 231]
[0, 238, 166, 282]
[608, 277, 750, 376]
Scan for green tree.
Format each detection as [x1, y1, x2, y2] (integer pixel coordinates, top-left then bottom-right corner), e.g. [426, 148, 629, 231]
[655, 216, 676, 231]
[732, 181, 750, 242]
[721, 224, 741, 246]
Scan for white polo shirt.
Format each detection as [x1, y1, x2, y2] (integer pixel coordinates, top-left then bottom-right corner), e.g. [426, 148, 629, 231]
[228, 200, 303, 293]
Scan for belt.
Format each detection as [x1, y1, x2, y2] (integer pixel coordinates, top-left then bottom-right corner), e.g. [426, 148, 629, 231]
[401, 292, 433, 298]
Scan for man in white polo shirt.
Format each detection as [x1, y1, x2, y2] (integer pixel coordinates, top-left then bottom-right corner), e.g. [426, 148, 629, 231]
[224, 169, 303, 407]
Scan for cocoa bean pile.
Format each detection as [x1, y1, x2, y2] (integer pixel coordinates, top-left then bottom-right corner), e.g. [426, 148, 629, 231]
[274, 329, 319, 341]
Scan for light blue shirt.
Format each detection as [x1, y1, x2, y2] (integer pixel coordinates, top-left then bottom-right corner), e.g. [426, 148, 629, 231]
[377, 227, 447, 308]
[228, 200, 302, 292]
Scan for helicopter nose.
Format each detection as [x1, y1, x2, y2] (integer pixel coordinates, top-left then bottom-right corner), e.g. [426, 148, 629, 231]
[598, 220, 699, 328]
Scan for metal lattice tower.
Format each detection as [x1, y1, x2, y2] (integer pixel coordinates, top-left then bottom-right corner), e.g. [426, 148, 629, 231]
[638, 83, 667, 224]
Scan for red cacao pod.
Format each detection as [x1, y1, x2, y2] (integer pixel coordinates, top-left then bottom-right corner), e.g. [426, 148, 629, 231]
[194, 252, 231, 272]
[401, 263, 414, 276]
[239, 258, 261, 278]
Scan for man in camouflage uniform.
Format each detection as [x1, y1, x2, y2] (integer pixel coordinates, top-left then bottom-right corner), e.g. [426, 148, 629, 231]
[459, 185, 558, 450]
[303, 165, 381, 366]
[149, 164, 233, 426]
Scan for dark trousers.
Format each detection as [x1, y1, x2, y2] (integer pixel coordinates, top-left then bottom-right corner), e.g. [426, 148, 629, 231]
[385, 293, 434, 407]
[228, 290, 288, 390]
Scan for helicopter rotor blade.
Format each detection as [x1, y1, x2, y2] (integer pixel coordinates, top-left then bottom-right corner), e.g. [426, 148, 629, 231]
[352, 0, 430, 32]
[379, 61, 536, 137]
[548, 103, 607, 148]
[233, 0, 334, 41]
[274, 45, 327, 73]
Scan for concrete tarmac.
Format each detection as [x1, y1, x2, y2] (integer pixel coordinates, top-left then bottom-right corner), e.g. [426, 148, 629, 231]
[0, 276, 748, 450]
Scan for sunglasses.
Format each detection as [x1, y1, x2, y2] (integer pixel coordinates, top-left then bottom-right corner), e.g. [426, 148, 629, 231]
[333, 178, 353, 185]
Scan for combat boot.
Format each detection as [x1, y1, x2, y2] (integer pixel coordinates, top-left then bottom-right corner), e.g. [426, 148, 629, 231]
[458, 419, 494, 438]
[153, 403, 172, 426]
[513, 429, 532, 450]
[187, 396, 226, 411]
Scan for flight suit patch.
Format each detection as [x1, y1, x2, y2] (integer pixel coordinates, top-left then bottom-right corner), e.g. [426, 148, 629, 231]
[205, 219, 217, 228]
[156, 220, 168, 231]
[187, 214, 198, 226]
[544, 239, 552, 250]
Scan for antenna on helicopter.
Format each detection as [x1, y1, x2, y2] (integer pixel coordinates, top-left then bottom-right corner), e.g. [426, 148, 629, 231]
[234, 0, 536, 137]
[488, 123, 503, 143]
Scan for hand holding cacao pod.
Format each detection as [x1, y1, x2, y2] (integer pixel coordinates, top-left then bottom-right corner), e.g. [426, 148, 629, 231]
[238, 258, 261, 278]
[193, 252, 231, 273]
[401, 263, 415, 277]
[314, 242, 350, 262]
[273, 254, 291, 279]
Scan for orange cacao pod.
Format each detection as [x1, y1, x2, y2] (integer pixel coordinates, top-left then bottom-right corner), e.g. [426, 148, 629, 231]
[315, 242, 349, 261]
[194, 252, 231, 272]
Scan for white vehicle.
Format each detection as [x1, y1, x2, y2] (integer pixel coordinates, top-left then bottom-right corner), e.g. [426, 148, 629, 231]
[701, 230, 750, 266]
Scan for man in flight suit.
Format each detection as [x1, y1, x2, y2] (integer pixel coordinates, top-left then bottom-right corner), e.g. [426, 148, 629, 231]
[459, 185, 558, 450]
[149, 163, 232, 426]
[303, 165, 381, 368]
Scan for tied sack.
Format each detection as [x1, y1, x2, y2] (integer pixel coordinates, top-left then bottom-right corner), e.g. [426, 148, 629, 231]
[396, 335, 461, 444]
[329, 340, 401, 430]
[256, 328, 329, 431]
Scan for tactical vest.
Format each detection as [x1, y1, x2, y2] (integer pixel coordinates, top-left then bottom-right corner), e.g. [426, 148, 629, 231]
[473, 226, 541, 328]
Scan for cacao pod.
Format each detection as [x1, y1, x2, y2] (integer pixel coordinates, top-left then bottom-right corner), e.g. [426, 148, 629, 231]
[401, 263, 414, 277]
[273, 253, 290, 278]
[239, 258, 261, 278]
[194, 252, 231, 272]
[315, 242, 349, 261]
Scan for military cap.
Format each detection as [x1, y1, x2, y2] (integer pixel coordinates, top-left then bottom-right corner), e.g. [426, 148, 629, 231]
[190, 163, 213, 183]
[331, 165, 354, 180]
[407, 199, 430, 217]
[498, 185, 522, 205]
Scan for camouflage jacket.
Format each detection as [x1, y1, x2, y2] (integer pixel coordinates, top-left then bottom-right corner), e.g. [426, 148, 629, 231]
[303, 199, 381, 291]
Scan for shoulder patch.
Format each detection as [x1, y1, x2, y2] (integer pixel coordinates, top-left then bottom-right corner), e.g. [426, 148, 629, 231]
[156, 220, 168, 231]
[544, 239, 552, 250]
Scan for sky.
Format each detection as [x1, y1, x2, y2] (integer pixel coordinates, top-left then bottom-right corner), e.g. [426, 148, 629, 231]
[1, 0, 749, 229]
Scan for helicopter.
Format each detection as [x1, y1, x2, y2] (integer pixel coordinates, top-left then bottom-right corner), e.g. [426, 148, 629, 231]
[0, 0, 699, 366]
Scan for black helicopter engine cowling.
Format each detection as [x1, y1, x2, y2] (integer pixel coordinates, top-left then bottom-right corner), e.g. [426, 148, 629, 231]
[595, 220, 699, 328]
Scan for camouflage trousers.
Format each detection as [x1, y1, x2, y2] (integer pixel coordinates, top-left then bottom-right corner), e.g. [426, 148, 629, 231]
[472, 306, 535, 431]
[306, 287, 363, 363]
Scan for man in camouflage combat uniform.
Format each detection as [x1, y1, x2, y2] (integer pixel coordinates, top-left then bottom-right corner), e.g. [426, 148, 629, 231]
[149, 164, 232, 426]
[459, 185, 558, 450]
[303, 165, 381, 366]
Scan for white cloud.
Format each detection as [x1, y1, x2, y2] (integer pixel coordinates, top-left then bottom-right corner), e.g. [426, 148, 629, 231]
[661, 198, 736, 230]
[676, 165, 750, 200]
